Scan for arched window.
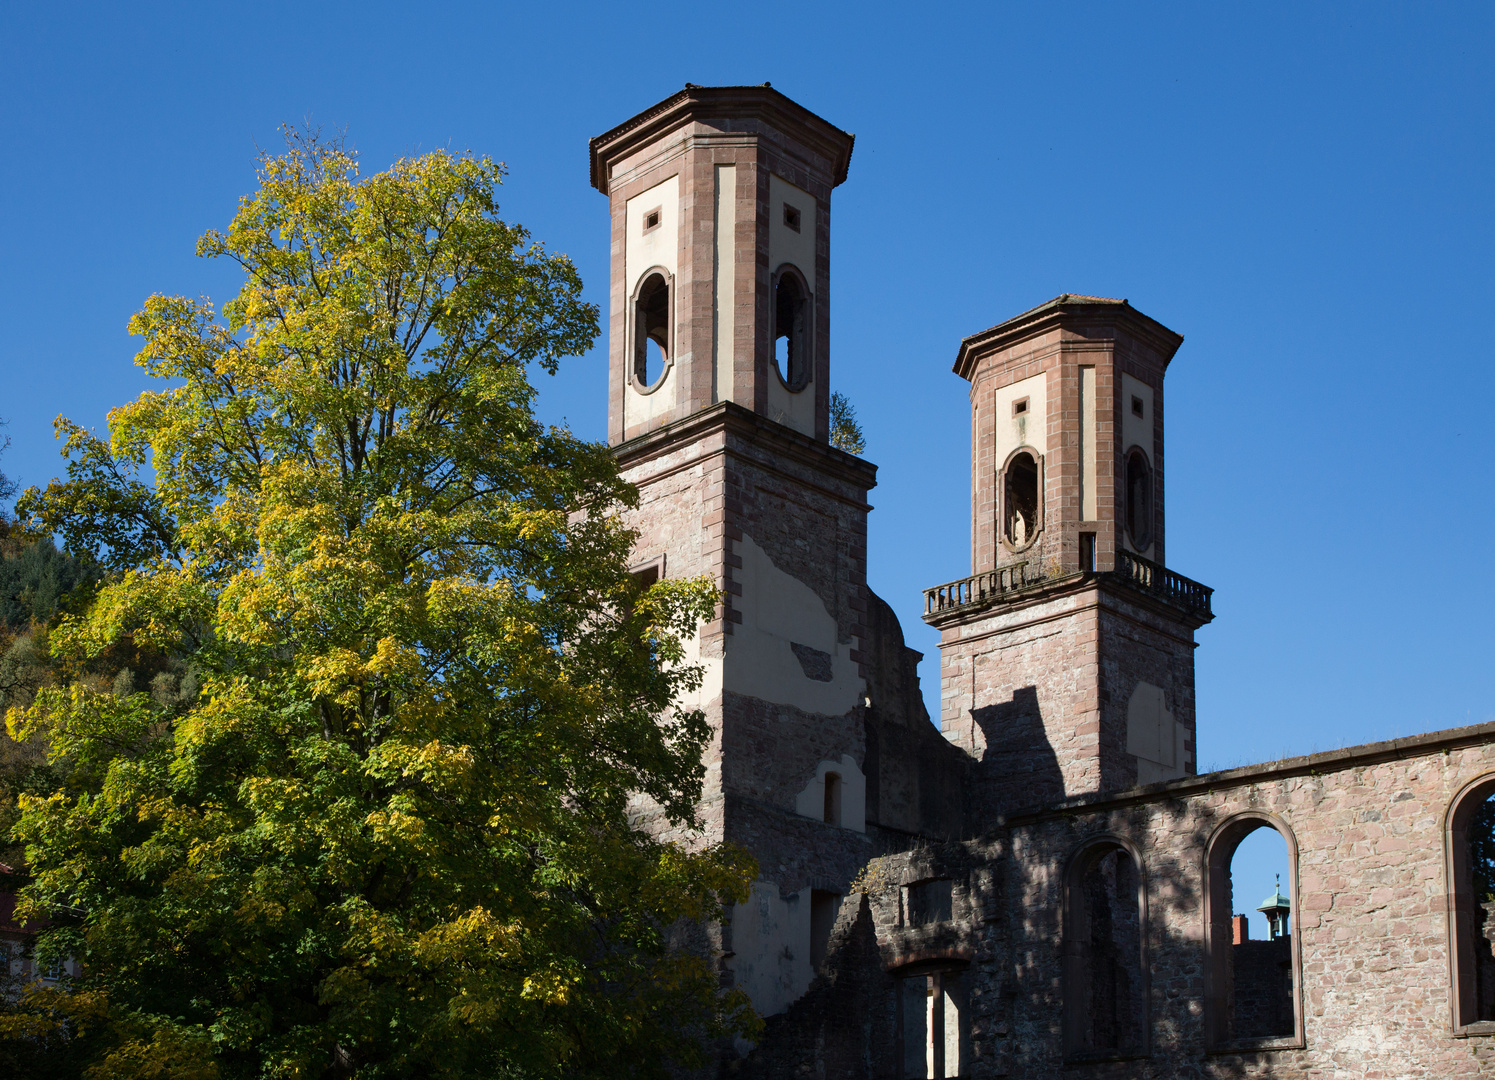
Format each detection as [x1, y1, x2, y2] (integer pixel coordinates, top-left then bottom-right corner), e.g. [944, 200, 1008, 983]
[773, 267, 810, 391]
[1446, 774, 1495, 1033]
[632, 270, 671, 390]
[1204, 814, 1304, 1049]
[1002, 450, 1041, 550]
[1124, 449, 1151, 551]
[1063, 837, 1148, 1061]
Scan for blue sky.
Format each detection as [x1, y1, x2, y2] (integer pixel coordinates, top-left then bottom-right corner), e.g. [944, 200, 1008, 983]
[3, 2, 1491, 932]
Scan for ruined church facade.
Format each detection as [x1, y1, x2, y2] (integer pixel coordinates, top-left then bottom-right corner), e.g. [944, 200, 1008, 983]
[588, 86, 1495, 1079]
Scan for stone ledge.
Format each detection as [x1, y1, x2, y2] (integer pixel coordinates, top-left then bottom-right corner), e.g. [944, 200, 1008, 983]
[996, 719, 1495, 828]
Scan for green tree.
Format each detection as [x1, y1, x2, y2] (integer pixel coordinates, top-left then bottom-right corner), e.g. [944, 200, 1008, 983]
[828, 392, 865, 456]
[4, 132, 756, 1079]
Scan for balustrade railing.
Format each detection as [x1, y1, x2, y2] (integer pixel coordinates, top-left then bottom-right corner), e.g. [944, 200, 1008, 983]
[1111, 549, 1213, 617]
[924, 562, 1031, 616]
[922, 550, 1212, 620]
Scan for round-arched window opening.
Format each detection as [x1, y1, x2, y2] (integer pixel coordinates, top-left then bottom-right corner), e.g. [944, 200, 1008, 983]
[633, 272, 670, 389]
[1125, 449, 1152, 551]
[1003, 451, 1040, 549]
[773, 268, 810, 391]
[1448, 776, 1495, 1029]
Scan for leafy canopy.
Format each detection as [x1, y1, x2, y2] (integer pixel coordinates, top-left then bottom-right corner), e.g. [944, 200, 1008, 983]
[5, 132, 756, 1080]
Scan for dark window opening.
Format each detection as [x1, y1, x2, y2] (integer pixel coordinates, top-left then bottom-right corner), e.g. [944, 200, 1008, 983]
[1451, 781, 1495, 1028]
[1206, 819, 1299, 1047]
[906, 878, 953, 927]
[810, 889, 840, 969]
[1003, 451, 1040, 548]
[773, 269, 810, 390]
[633, 272, 670, 388]
[1080, 532, 1096, 573]
[1012, 397, 1029, 416]
[897, 968, 971, 1079]
[783, 202, 801, 232]
[1064, 843, 1146, 1058]
[1131, 395, 1145, 418]
[823, 771, 842, 825]
[642, 207, 661, 233]
[1124, 450, 1151, 551]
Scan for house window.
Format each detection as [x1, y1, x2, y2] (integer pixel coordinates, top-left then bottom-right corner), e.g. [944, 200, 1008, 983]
[1063, 839, 1147, 1060]
[1002, 450, 1040, 549]
[773, 267, 810, 390]
[897, 966, 971, 1078]
[1124, 449, 1151, 551]
[1447, 775, 1495, 1031]
[1131, 395, 1145, 418]
[823, 771, 842, 825]
[810, 889, 841, 969]
[633, 271, 671, 389]
[1205, 814, 1303, 1048]
[642, 206, 662, 233]
[783, 203, 801, 232]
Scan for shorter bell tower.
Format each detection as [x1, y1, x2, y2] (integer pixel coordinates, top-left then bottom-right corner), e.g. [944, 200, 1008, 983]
[925, 296, 1215, 821]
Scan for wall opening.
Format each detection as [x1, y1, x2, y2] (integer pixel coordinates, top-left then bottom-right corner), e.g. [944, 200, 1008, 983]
[896, 965, 971, 1078]
[810, 889, 840, 970]
[905, 878, 953, 927]
[1063, 839, 1147, 1060]
[1124, 449, 1151, 551]
[633, 271, 670, 389]
[1206, 815, 1302, 1048]
[823, 771, 842, 825]
[773, 268, 810, 390]
[1448, 776, 1495, 1030]
[1080, 532, 1096, 573]
[1003, 450, 1040, 549]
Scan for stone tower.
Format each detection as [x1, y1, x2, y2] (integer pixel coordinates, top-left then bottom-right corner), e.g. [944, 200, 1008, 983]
[923, 296, 1215, 819]
[590, 86, 961, 1019]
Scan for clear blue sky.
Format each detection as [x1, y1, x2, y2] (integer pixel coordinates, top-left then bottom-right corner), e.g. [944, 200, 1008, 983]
[3, 2, 1491, 929]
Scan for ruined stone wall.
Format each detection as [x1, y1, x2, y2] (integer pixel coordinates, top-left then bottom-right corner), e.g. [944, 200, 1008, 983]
[742, 724, 1495, 1079]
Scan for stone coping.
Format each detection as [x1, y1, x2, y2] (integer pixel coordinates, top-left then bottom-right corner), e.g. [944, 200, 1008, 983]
[996, 719, 1495, 828]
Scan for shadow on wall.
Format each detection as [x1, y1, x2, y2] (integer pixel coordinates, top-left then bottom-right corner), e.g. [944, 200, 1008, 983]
[861, 592, 967, 843]
[968, 686, 1065, 827]
[738, 893, 897, 1079]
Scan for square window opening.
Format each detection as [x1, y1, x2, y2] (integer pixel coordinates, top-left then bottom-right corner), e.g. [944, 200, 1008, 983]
[1131, 395, 1145, 418]
[783, 203, 801, 232]
[642, 207, 662, 233]
[1012, 397, 1029, 416]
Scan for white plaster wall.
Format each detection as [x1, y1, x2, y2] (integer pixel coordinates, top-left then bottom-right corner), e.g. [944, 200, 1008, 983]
[1080, 365, 1098, 520]
[1126, 680, 1188, 785]
[990, 371, 1048, 468]
[1120, 372, 1154, 462]
[624, 175, 680, 430]
[792, 754, 867, 833]
[724, 533, 864, 716]
[713, 164, 737, 406]
[728, 882, 811, 1017]
[765, 174, 817, 438]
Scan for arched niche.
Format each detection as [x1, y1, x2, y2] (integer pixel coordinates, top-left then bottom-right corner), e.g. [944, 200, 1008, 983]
[1062, 834, 1150, 1062]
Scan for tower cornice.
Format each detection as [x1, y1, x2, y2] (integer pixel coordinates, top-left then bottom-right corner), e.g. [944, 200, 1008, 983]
[613, 399, 878, 498]
[953, 294, 1184, 382]
[589, 84, 856, 195]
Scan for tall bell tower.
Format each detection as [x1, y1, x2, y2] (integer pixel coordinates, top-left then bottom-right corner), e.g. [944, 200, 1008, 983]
[924, 296, 1215, 821]
[591, 82, 848, 446]
[591, 87, 958, 1020]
